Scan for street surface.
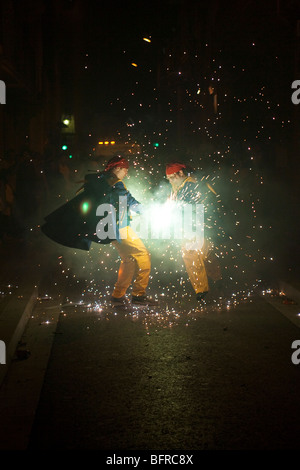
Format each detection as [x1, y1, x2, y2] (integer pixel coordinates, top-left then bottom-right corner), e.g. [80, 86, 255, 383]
[1, 239, 300, 452]
[25, 277, 300, 450]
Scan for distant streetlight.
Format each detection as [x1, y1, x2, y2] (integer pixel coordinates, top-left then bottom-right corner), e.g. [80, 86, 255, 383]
[143, 37, 151, 43]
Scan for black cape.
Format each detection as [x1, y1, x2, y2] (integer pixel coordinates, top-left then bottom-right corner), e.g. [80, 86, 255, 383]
[41, 173, 116, 251]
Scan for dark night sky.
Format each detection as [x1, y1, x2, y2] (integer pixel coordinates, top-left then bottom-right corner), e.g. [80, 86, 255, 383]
[56, 0, 300, 151]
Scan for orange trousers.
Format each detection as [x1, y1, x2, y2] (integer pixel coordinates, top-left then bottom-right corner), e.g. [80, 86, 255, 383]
[111, 226, 151, 298]
[181, 241, 222, 294]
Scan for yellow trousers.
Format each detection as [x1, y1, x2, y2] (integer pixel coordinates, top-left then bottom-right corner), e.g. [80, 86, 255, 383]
[111, 226, 151, 298]
[181, 241, 222, 294]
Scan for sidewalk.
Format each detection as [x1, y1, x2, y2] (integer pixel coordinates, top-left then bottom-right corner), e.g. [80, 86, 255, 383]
[0, 230, 48, 387]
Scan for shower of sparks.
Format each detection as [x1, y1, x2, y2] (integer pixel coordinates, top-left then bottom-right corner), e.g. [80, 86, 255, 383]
[32, 29, 289, 331]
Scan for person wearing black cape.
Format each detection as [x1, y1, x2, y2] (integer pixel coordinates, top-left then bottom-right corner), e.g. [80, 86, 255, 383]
[42, 155, 157, 307]
[101, 156, 156, 307]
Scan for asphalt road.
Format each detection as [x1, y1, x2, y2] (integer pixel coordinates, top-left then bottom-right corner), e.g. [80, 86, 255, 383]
[25, 289, 300, 451]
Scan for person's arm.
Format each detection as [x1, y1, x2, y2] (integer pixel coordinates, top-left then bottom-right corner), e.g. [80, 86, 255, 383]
[113, 180, 142, 213]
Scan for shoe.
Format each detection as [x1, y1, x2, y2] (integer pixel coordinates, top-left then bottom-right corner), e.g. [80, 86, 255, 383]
[111, 295, 128, 307]
[196, 291, 208, 302]
[131, 295, 158, 306]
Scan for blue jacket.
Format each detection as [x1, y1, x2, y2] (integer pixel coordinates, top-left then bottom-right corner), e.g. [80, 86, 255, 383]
[84, 172, 142, 240]
[107, 178, 141, 230]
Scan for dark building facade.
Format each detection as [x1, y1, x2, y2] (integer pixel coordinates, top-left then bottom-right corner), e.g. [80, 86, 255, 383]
[0, 0, 86, 163]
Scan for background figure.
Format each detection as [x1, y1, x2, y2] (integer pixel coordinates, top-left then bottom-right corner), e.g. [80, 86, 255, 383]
[166, 161, 222, 303]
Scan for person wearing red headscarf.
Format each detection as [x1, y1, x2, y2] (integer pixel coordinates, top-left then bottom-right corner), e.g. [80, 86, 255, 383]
[166, 161, 222, 303]
[102, 156, 155, 307]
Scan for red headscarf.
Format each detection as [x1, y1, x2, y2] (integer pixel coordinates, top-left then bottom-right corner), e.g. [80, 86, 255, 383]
[104, 156, 129, 172]
[166, 162, 187, 176]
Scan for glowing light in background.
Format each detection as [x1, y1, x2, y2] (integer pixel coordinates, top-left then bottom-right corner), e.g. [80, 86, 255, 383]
[81, 201, 90, 214]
